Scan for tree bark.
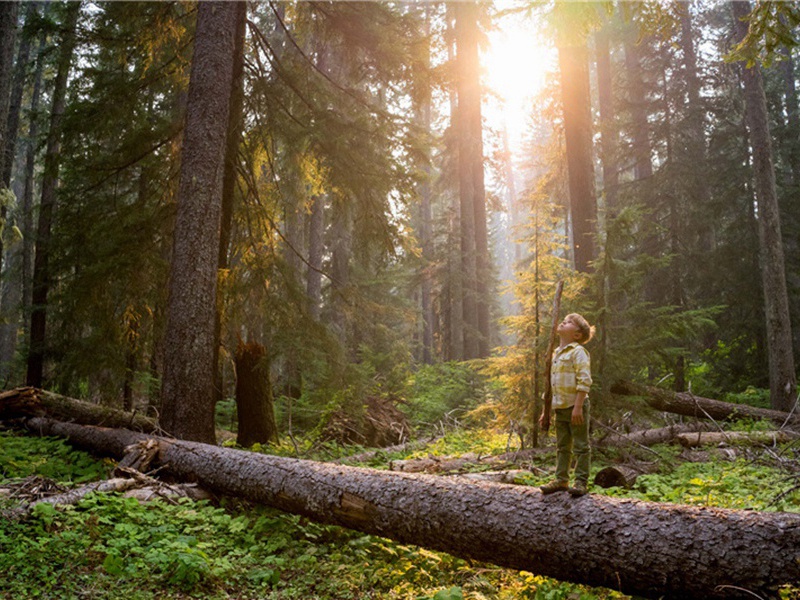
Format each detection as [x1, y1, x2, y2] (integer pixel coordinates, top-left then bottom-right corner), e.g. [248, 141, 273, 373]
[306, 194, 324, 320]
[623, 26, 653, 182]
[160, 1, 241, 443]
[0, 0, 18, 272]
[731, 0, 797, 412]
[26, 1, 80, 388]
[213, 0, 247, 408]
[454, 2, 482, 360]
[611, 380, 800, 429]
[676, 430, 799, 448]
[414, 5, 434, 365]
[20, 417, 800, 600]
[597, 421, 715, 448]
[21, 20, 45, 344]
[0, 387, 157, 432]
[558, 40, 597, 272]
[234, 339, 278, 447]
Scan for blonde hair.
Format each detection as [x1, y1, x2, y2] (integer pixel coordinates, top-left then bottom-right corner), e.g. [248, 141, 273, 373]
[566, 313, 595, 344]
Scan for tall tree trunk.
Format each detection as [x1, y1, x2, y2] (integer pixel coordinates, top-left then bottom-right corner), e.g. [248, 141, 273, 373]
[306, 194, 324, 320]
[454, 1, 477, 360]
[26, 1, 80, 388]
[0, 2, 37, 379]
[594, 21, 617, 384]
[329, 197, 353, 346]
[731, 0, 797, 412]
[776, 43, 800, 360]
[444, 4, 462, 362]
[23, 417, 800, 600]
[160, 2, 241, 443]
[0, 0, 18, 272]
[678, 2, 714, 256]
[623, 27, 653, 182]
[558, 40, 597, 273]
[2, 1, 31, 189]
[213, 0, 247, 408]
[234, 339, 278, 446]
[455, 1, 489, 358]
[20, 20, 45, 340]
[595, 24, 618, 213]
[414, 5, 434, 364]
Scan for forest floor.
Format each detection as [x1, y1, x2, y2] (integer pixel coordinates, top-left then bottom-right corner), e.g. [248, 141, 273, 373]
[1, 401, 800, 600]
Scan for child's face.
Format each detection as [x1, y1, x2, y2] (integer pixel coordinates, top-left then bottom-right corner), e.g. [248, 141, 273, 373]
[557, 317, 582, 342]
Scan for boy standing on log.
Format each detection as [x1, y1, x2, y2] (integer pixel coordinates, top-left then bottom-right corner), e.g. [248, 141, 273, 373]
[539, 313, 595, 497]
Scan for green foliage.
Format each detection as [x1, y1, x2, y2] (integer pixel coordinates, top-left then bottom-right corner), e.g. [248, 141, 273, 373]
[598, 457, 800, 513]
[402, 362, 488, 430]
[727, 1, 800, 66]
[0, 432, 109, 483]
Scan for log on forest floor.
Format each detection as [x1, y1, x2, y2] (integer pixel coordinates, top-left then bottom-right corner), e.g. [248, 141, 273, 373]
[0, 469, 211, 520]
[15, 416, 800, 600]
[676, 430, 800, 448]
[611, 380, 800, 429]
[596, 421, 715, 448]
[389, 449, 550, 475]
[0, 386, 158, 432]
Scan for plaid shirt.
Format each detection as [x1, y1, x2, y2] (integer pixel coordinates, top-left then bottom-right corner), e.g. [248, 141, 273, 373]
[550, 342, 592, 409]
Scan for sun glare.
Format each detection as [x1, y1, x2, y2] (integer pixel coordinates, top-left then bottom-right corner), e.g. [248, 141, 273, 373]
[483, 12, 555, 152]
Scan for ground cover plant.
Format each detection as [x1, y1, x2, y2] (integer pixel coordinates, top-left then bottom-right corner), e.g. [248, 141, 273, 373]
[2, 423, 800, 600]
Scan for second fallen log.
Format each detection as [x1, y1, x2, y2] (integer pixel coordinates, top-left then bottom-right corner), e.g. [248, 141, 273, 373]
[611, 381, 800, 429]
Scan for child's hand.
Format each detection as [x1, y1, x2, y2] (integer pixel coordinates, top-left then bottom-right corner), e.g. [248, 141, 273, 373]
[539, 412, 550, 431]
[571, 406, 584, 426]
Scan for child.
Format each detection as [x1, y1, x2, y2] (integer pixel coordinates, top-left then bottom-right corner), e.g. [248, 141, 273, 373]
[539, 313, 595, 497]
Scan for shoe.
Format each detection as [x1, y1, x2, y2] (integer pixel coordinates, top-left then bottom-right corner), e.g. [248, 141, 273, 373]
[569, 481, 588, 497]
[540, 480, 569, 494]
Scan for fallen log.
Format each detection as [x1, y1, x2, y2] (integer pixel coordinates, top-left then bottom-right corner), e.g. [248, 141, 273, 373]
[20, 417, 800, 600]
[597, 421, 715, 448]
[676, 430, 800, 448]
[0, 387, 157, 432]
[611, 381, 800, 429]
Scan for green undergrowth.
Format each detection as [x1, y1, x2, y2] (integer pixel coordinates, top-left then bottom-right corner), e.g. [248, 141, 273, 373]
[2, 429, 799, 599]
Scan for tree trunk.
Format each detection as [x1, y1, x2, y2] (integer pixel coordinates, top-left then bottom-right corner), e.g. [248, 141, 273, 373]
[623, 29, 653, 182]
[306, 194, 324, 320]
[234, 339, 278, 447]
[611, 380, 800, 429]
[26, 1, 80, 388]
[558, 40, 597, 272]
[20, 417, 800, 600]
[0, 0, 18, 272]
[213, 0, 247, 408]
[414, 6, 434, 365]
[455, 0, 489, 358]
[595, 24, 618, 212]
[20, 21, 45, 344]
[160, 1, 242, 443]
[731, 0, 797, 412]
[0, 13, 39, 374]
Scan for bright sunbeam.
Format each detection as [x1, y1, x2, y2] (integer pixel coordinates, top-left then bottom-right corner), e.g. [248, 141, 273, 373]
[483, 9, 555, 152]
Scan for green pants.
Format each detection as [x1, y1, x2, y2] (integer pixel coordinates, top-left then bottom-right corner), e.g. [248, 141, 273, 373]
[554, 402, 590, 484]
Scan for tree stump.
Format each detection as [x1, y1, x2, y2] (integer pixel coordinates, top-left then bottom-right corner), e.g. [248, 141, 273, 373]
[234, 340, 278, 447]
[594, 465, 644, 489]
